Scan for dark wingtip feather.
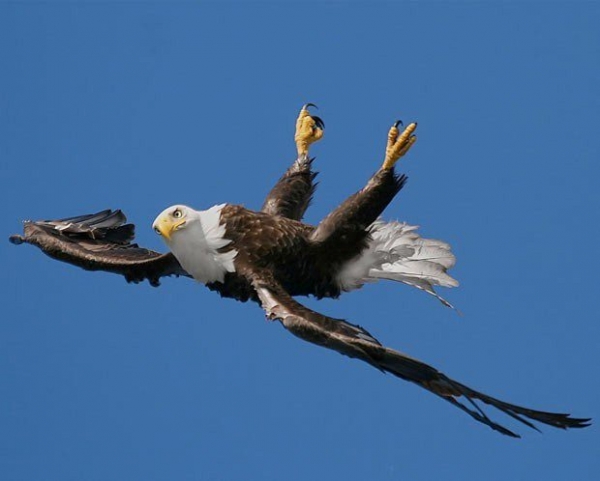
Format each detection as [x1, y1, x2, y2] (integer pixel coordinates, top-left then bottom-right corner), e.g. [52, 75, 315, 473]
[104, 223, 135, 244]
[559, 416, 592, 429]
[51, 209, 126, 229]
[31, 209, 135, 244]
[448, 380, 593, 435]
[88, 209, 127, 229]
[442, 395, 521, 438]
[54, 209, 112, 224]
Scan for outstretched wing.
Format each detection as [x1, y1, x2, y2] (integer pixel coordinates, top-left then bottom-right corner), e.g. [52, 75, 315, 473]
[9, 209, 189, 286]
[249, 275, 590, 437]
[261, 155, 319, 221]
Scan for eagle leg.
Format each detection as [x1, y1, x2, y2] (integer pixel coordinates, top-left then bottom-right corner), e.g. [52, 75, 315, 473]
[295, 103, 324, 158]
[381, 120, 418, 170]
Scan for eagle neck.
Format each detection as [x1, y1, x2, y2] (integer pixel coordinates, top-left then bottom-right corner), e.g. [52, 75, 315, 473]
[168, 204, 237, 284]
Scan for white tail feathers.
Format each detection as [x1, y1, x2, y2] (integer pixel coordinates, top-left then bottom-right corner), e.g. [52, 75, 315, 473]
[336, 220, 459, 308]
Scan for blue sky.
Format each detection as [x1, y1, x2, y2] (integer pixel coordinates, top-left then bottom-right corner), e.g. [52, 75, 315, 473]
[1, 3, 598, 480]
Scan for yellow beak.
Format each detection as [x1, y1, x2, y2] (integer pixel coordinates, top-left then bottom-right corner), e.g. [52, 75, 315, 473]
[154, 216, 186, 241]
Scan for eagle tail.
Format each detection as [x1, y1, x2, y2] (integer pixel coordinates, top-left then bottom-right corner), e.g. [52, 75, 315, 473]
[337, 220, 458, 308]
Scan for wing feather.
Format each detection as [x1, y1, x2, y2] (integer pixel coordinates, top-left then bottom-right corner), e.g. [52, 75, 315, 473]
[9, 209, 189, 286]
[249, 275, 590, 437]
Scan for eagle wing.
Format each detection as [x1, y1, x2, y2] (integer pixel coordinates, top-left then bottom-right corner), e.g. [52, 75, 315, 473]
[248, 273, 589, 437]
[261, 155, 319, 221]
[9, 209, 189, 286]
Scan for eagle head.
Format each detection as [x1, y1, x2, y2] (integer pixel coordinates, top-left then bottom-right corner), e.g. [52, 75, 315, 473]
[152, 205, 193, 241]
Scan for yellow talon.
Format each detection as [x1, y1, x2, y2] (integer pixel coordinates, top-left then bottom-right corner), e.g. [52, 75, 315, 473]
[387, 124, 400, 150]
[382, 121, 417, 170]
[295, 105, 324, 157]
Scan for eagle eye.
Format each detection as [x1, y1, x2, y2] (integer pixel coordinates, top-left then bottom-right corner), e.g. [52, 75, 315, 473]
[154, 227, 161, 235]
[173, 209, 183, 219]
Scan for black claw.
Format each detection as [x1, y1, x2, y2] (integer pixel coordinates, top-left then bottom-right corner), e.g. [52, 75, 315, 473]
[394, 120, 403, 128]
[304, 103, 319, 110]
[312, 115, 325, 129]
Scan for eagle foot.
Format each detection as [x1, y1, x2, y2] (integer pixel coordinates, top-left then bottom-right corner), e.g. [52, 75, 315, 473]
[295, 103, 324, 158]
[381, 120, 417, 170]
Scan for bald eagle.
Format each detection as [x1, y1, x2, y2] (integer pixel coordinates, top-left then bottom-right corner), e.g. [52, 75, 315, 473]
[10, 105, 589, 437]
